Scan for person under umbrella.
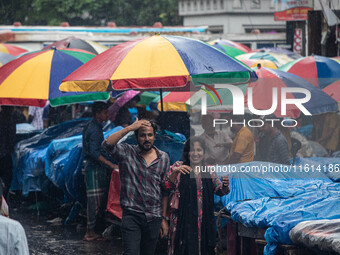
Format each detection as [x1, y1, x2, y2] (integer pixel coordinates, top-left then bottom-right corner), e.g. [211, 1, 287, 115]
[108, 91, 141, 127]
[164, 136, 230, 255]
[82, 102, 116, 241]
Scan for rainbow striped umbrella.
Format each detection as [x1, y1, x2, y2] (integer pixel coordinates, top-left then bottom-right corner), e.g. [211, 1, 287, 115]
[209, 39, 251, 53]
[43, 36, 108, 55]
[237, 51, 295, 67]
[60, 35, 257, 92]
[279, 55, 340, 89]
[252, 48, 302, 60]
[208, 39, 251, 58]
[0, 48, 109, 107]
[0, 43, 28, 56]
[240, 59, 278, 69]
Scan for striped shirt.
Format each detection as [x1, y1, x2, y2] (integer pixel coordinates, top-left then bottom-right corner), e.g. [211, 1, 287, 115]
[102, 140, 170, 221]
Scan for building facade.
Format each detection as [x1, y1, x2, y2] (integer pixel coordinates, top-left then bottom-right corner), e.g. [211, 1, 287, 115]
[179, 0, 286, 34]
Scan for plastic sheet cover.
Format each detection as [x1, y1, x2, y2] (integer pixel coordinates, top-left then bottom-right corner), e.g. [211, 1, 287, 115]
[215, 159, 340, 255]
[11, 118, 92, 195]
[45, 126, 123, 202]
[290, 219, 340, 253]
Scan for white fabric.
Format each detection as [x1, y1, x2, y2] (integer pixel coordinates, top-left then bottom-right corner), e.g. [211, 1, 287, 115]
[319, 0, 340, 26]
[28, 106, 43, 130]
[0, 216, 29, 255]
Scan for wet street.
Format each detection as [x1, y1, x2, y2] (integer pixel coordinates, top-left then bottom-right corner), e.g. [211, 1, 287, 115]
[10, 206, 124, 255]
[8, 195, 168, 255]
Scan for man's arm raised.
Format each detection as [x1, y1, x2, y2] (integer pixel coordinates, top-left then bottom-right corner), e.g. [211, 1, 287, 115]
[106, 118, 151, 146]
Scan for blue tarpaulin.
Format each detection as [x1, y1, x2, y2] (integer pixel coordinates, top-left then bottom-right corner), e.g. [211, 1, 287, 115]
[11, 118, 92, 195]
[215, 159, 340, 255]
[45, 126, 123, 202]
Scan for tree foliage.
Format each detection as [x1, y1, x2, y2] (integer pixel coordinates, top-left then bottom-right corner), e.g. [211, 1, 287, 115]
[0, 0, 182, 26]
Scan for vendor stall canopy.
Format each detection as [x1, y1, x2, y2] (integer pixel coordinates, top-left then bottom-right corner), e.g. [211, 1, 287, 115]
[59, 35, 257, 92]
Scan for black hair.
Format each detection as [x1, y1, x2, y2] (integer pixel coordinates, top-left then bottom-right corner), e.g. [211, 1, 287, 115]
[181, 136, 206, 166]
[231, 115, 245, 122]
[132, 95, 140, 102]
[134, 120, 158, 136]
[92, 102, 108, 117]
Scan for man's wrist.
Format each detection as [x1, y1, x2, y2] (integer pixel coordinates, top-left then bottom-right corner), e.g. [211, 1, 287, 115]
[162, 216, 169, 221]
[125, 125, 134, 133]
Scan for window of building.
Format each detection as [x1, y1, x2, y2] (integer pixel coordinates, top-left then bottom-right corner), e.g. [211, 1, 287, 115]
[200, 0, 204, 10]
[257, 42, 275, 48]
[251, 0, 260, 9]
[187, 1, 191, 11]
[220, 0, 224, 9]
[194, 1, 198, 10]
[270, 0, 275, 9]
[181, 1, 185, 11]
[207, 0, 211, 10]
[232, 0, 242, 8]
[213, 0, 217, 9]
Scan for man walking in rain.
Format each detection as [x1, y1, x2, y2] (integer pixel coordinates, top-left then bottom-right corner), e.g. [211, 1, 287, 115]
[102, 118, 170, 255]
[82, 102, 116, 241]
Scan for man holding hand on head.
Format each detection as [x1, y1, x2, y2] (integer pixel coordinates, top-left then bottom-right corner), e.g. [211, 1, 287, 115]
[102, 118, 170, 255]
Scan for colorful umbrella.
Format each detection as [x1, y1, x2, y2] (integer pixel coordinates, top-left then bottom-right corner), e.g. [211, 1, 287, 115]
[0, 43, 28, 56]
[60, 35, 257, 92]
[162, 85, 249, 112]
[0, 48, 109, 107]
[43, 36, 108, 55]
[108, 90, 141, 122]
[323, 80, 340, 109]
[252, 48, 302, 60]
[208, 39, 250, 58]
[156, 91, 191, 112]
[244, 67, 339, 118]
[138, 91, 169, 107]
[209, 39, 251, 53]
[0, 52, 15, 67]
[279, 55, 340, 89]
[190, 84, 248, 111]
[332, 56, 340, 63]
[236, 51, 295, 67]
[240, 59, 278, 69]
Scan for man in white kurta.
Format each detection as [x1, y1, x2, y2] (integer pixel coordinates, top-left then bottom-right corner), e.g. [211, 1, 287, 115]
[0, 180, 29, 255]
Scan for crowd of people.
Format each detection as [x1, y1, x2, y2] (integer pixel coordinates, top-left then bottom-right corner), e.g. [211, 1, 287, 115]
[0, 99, 339, 255]
[84, 102, 230, 254]
[79, 101, 340, 255]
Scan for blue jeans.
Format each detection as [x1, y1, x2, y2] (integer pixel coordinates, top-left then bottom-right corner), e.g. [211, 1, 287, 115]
[121, 210, 162, 255]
